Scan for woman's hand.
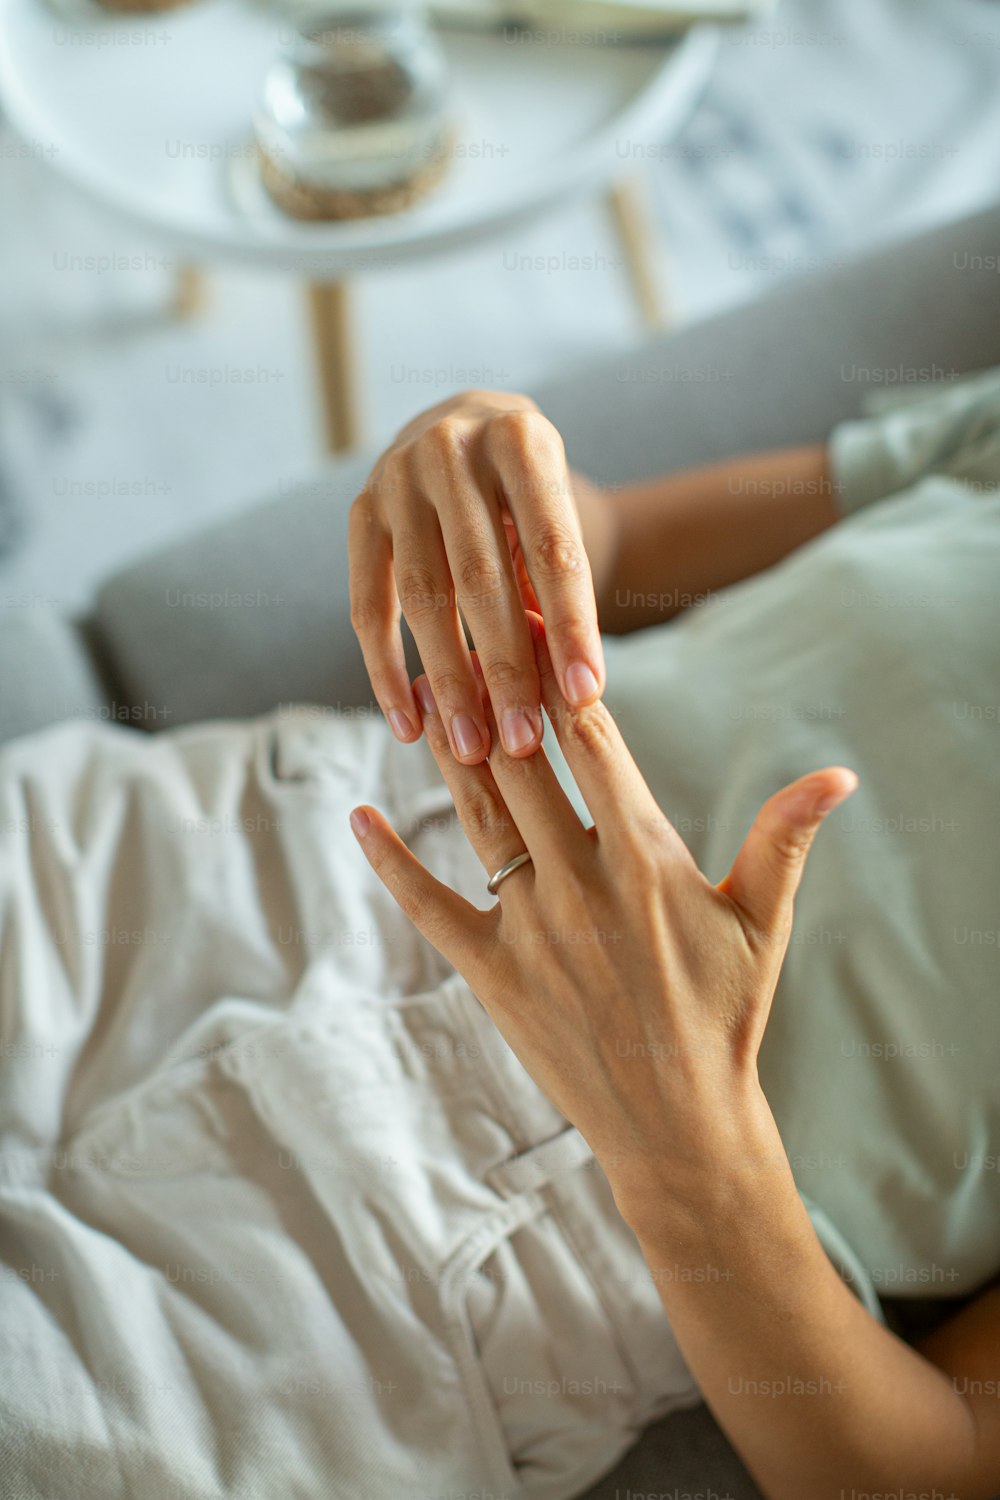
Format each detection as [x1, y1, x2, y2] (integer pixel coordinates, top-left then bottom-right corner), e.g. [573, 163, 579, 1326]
[349, 613, 858, 1217]
[348, 391, 607, 765]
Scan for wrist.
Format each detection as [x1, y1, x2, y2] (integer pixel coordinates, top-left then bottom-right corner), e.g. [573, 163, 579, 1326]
[606, 1077, 789, 1241]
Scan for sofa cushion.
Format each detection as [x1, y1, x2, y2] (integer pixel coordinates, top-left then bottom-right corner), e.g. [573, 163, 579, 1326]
[92, 456, 407, 730]
[576, 1400, 762, 1499]
[0, 610, 107, 748]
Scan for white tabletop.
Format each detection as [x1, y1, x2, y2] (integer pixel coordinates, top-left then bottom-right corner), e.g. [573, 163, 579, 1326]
[0, 0, 717, 272]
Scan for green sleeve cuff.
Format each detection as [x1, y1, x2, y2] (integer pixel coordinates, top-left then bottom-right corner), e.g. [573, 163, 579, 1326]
[828, 416, 904, 518]
[828, 365, 1000, 518]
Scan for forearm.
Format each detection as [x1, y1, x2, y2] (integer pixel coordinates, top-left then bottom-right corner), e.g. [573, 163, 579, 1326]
[612, 1098, 988, 1500]
[573, 444, 841, 635]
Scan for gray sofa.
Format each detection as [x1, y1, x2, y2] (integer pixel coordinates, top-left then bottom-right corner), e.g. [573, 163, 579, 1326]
[4, 203, 1000, 1498]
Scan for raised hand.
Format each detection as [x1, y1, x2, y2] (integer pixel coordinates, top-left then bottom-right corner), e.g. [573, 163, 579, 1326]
[348, 391, 605, 764]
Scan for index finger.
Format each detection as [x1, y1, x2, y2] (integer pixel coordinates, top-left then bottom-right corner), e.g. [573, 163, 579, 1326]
[485, 412, 605, 709]
[348, 497, 421, 744]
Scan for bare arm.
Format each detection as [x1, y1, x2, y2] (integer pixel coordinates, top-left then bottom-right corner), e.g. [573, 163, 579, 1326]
[573, 443, 841, 634]
[619, 1106, 1000, 1500]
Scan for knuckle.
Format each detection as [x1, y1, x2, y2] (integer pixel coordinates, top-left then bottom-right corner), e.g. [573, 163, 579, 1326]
[367, 448, 408, 501]
[427, 665, 472, 708]
[349, 593, 385, 639]
[489, 407, 557, 454]
[615, 808, 666, 847]
[769, 826, 813, 869]
[462, 786, 509, 842]
[531, 522, 585, 583]
[560, 702, 615, 760]
[480, 655, 532, 694]
[456, 548, 506, 607]
[421, 417, 467, 467]
[606, 811, 656, 864]
[348, 491, 372, 528]
[397, 564, 449, 622]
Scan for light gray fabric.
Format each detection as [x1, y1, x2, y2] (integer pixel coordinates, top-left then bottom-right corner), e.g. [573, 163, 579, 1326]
[0, 707, 702, 1500]
[541, 200, 1000, 486]
[0, 611, 107, 744]
[580, 1400, 762, 1499]
[830, 362, 1000, 515]
[90, 202, 1000, 732]
[93, 459, 387, 731]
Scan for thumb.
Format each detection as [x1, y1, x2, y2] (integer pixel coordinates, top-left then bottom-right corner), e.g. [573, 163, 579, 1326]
[720, 767, 858, 944]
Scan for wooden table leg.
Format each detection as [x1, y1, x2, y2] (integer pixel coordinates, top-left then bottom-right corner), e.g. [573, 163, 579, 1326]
[173, 264, 205, 320]
[607, 175, 671, 332]
[308, 280, 359, 455]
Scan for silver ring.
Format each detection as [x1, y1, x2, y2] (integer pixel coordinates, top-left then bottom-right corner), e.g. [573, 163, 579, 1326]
[486, 850, 533, 896]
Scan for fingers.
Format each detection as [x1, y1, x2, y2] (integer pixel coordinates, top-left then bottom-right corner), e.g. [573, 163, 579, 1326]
[392, 523, 491, 765]
[350, 400, 604, 765]
[348, 501, 420, 743]
[435, 492, 544, 759]
[416, 671, 588, 879]
[485, 410, 605, 709]
[719, 768, 859, 944]
[526, 613, 682, 854]
[349, 804, 487, 967]
[412, 675, 528, 880]
[503, 511, 542, 616]
[478, 683, 591, 868]
[350, 475, 497, 766]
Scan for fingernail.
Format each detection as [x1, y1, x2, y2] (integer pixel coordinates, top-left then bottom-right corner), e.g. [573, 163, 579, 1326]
[564, 661, 599, 706]
[501, 709, 537, 754]
[388, 709, 415, 740]
[451, 714, 483, 758]
[414, 678, 436, 716]
[350, 809, 370, 839]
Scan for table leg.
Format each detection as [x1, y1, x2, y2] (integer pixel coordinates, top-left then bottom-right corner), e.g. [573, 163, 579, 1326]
[173, 264, 205, 320]
[308, 280, 359, 455]
[607, 176, 671, 332]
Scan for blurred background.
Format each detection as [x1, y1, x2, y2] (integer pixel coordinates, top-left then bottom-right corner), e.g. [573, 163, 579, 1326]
[1, 0, 998, 614]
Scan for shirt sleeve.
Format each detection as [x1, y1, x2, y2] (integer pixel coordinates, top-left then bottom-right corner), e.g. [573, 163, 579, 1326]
[828, 364, 1000, 517]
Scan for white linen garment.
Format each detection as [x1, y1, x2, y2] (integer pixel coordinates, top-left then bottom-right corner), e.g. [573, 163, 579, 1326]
[0, 707, 714, 1500]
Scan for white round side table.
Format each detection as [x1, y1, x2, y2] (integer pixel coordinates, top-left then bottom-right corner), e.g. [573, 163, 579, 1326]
[0, 0, 718, 449]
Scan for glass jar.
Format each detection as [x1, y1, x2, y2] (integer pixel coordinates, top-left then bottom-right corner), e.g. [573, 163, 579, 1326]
[255, 2, 453, 218]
